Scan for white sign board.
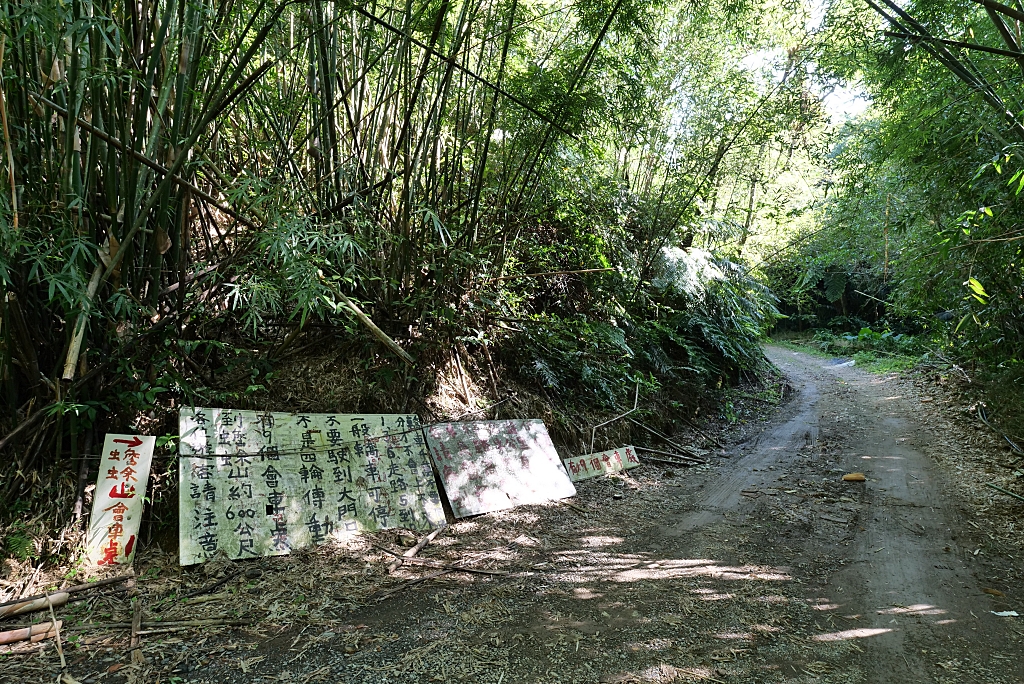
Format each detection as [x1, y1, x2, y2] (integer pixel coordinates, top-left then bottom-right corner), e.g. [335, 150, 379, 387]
[563, 446, 641, 482]
[178, 408, 445, 565]
[425, 419, 576, 518]
[86, 433, 155, 566]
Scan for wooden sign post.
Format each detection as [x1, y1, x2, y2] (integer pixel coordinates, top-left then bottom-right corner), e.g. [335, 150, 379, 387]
[85, 434, 156, 566]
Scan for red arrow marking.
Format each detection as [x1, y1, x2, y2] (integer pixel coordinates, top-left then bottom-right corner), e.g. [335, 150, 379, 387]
[113, 436, 143, 447]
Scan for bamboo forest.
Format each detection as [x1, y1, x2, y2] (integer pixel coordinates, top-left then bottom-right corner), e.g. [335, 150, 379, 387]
[1, 0, 1024, 680]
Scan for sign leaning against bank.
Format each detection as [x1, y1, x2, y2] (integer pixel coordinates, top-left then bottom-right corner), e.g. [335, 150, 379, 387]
[177, 408, 446, 565]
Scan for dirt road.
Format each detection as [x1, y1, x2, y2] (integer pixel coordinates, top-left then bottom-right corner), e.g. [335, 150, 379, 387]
[10, 346, 1023, 683]
[655, 345, 1024, 683]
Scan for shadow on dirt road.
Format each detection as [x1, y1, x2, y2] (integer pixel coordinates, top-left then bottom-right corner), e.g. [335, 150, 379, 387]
[10, 346, 1022, 684]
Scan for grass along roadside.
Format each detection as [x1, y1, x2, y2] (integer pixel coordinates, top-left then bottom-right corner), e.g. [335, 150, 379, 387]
[769, 333, 920, 374]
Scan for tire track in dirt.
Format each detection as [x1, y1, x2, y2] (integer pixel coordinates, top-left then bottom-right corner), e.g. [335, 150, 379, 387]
[666, 345, 1024, 683]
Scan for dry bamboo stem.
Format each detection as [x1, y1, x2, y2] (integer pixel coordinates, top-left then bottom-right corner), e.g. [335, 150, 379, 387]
[45, 594, 65, 669]
[633, 445, 705, 464]
[376, 569, 451, 601]
[134, 623, 246, 636]
[129, 583, 144, 664]
[321, 278, 414, 365]
[0, 574, 131, 611]
[0, 621, 61, 645]
[62, 263, 103, 381]
[626, 417, 703, 457]
[0, 591, 69, 620]
[453, 350, 470, 403]
[387, 524, 446, 573]
[373, 541, 505, 575]
[2, 619, 248, 631]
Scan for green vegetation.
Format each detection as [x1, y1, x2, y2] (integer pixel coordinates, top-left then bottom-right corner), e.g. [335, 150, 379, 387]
[759, 0, 1024, 435]
[773, 328, 922, 374]
[4, 0, 1023, 554]
[0, 0, 824, 539]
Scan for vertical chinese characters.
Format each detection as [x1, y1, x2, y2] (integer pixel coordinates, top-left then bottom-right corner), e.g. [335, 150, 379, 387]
[178, 409, 445, 565]
[86, 434, 155, 566]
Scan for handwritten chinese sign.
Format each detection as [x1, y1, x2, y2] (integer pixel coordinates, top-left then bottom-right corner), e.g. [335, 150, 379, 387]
[85, 434, 155, 566]
[425, 419, 576, 518]
[177, 408, 445, 565]
[563, 446, 641, 482]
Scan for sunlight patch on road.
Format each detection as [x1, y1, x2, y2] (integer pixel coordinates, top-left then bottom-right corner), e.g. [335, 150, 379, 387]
[877, 604, 946, 616]
[552, 552, 791, 583]
[713, 631, 754, 641]
[579, 535, 624, 547]
[691, 589, 736, 601]
[812, 627, 893, 641]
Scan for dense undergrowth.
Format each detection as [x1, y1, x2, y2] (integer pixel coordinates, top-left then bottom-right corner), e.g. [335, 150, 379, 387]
[4, 0, 1024, 574]
[0, 0, 822, 570]
[756, 0, 1024, 450]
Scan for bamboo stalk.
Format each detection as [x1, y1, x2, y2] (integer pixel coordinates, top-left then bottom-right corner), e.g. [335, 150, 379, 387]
[0, 621, 61, 646]
[387, 524, 447, 573]
[0, 592, 70, 620]
[0, 36, 17, 230]
[61, 263, 103, 381]
[321, 277, 414, 365]
[30, 93, 260, 230]
[0, 573, 132, 610]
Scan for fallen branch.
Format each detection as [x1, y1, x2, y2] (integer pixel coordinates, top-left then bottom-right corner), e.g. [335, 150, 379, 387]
[560, 500, 588, 515]
[185, 568, 246, 598]
[393, 557, 507, 576]
[633, 445, 706, 464]
[372, 544, 507, 576]
[626, 417, 703, 457]
[986, 482, 1024, 503]
[321, 278, 414, 366]
[0, 619, 252, 632]
[978, 406, 1024, 455]
[129, 588, 143, 664]
[135, 620, 250, 635]
[637, 454, 706, 468]
[375, 569, 452, 602]
[679, 416, 724, 448]
[387, 525, 446, 573]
